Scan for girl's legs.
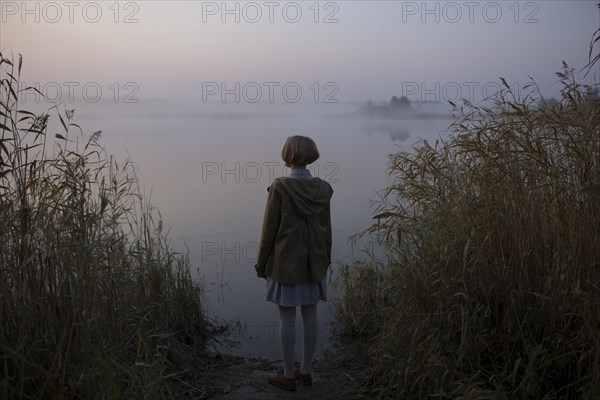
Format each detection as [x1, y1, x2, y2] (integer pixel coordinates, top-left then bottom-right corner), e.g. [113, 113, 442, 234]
[300, 304, 318, 374]
[277, 305, 296, 379]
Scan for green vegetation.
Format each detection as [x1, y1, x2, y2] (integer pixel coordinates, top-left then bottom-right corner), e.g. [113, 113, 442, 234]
[335, 45, 600, 398]
[0, 54, 208, 399]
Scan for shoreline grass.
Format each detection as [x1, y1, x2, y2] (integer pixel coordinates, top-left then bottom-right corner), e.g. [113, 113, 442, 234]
[0, 54, 209, 399]
[334, 41, 600, 399]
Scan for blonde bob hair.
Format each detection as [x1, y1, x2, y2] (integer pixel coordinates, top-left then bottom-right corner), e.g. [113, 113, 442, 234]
[281, 135, 320, 168]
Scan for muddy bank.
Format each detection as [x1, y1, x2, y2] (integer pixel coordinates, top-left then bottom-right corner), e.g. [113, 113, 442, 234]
[202, 343, 369, 400]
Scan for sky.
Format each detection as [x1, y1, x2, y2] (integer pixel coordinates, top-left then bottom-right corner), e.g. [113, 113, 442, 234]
[1, 1, 599, 104]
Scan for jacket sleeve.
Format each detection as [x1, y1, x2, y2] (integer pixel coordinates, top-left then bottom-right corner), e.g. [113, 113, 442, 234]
[256, 182, 282, 278]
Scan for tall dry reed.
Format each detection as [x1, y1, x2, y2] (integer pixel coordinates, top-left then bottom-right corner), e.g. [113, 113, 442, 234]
[334, 31, 600, 399]
[0, 54, 208, 399]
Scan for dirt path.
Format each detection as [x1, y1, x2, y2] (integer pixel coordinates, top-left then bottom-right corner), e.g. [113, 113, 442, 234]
[202, 344, 368, 400]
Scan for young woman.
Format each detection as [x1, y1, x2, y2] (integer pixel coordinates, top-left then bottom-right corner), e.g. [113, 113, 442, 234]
[255, 135, 333, 391]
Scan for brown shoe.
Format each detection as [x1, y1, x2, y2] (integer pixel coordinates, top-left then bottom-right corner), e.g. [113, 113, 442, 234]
[295, 368, 312, 386]
[267, 372, 296, 391]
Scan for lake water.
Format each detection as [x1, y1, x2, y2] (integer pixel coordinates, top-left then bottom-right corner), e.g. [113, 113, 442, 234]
[56, 99, 453, 360]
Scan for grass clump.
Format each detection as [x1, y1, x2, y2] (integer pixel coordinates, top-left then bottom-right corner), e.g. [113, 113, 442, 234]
[335, 48, 600, 398]
[0, 54, 209, 399]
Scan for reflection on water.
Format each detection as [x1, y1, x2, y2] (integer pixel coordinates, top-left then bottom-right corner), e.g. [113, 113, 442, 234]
[61, 99, 452, 360]
[363, 123, 411, 142]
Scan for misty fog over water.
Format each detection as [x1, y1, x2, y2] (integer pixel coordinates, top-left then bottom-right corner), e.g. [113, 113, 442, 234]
[58, 98, 453, 359]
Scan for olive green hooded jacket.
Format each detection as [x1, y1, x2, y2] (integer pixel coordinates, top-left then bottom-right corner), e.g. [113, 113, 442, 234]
[255, 176, 333, 285]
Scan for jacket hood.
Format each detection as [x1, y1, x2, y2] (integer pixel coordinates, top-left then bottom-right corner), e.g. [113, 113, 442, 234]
[276, 177, 333, 218]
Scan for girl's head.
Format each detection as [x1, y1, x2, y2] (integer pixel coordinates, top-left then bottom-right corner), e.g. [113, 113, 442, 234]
[281, 135, 320, 168]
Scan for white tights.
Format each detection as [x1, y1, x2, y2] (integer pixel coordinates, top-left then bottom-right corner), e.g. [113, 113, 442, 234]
[277, 304, 319, 379]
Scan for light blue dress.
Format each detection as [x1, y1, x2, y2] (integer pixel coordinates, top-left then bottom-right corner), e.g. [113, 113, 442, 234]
[265, 168, 328, 306]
